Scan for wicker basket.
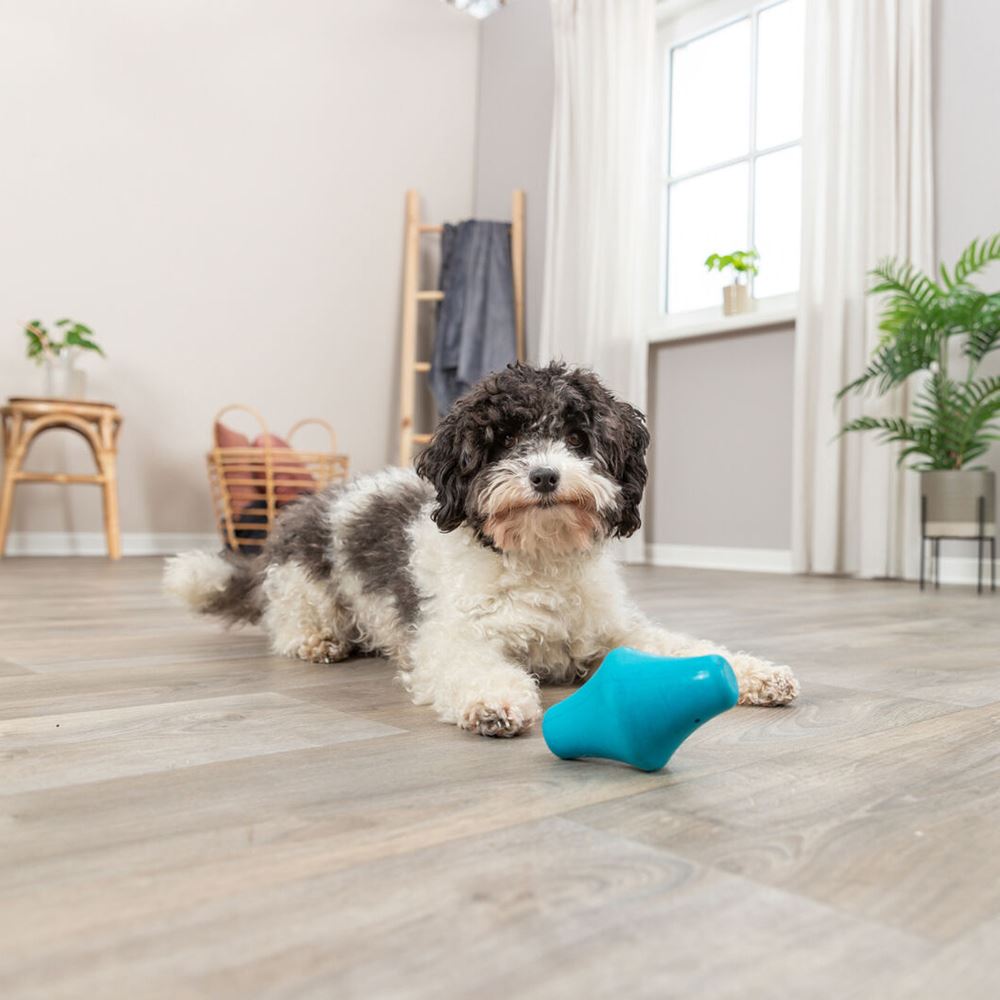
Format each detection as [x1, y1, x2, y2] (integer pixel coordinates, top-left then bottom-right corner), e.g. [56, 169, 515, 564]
[207, 404, 349, 553]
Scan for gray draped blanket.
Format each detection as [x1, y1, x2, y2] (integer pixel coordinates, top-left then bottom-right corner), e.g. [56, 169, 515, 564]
[430, 220, 517, 414]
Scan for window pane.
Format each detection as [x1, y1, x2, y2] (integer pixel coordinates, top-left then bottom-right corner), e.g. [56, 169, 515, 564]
[753, 145, 801, 298]
[755, 0, 805, 149]
[670, 19, 751, 177]
[667, 163, 749, 313]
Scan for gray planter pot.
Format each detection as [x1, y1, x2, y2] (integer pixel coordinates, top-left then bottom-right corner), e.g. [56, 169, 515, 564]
[921, 470, 996, 538]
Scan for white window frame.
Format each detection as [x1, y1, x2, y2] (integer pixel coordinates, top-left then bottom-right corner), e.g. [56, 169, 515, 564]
[647, 0, 800, 343]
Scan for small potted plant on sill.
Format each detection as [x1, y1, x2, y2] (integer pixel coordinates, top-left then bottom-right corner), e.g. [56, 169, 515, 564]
[705, 248, 759, 315]
[838, 234, 1000, 542]
[22, 318, 105, 400]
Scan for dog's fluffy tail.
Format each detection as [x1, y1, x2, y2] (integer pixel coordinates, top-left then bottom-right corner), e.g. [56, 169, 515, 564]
[163, 550, 264, 625]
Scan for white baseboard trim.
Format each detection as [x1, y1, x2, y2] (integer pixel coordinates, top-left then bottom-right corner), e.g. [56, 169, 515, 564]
[5, 532, 218, 557]
[646, 543, 793, 574]
[646, 542, 994, 588]
[7, 533, 995, 589]
[914, 552, 996, 588]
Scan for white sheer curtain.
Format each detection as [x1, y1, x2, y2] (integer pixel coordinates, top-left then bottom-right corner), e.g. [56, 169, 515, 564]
[540, 0, 657, 561]
[792, 0, 934, 578]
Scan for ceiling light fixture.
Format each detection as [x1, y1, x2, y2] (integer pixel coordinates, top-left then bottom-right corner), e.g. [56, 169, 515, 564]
[444, 0, 508, 19]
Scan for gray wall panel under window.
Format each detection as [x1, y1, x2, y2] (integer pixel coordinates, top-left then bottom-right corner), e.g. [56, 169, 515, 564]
[648, 325, 795, 549]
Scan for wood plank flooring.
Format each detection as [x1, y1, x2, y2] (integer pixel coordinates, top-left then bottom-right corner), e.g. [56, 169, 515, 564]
[1, 557, 999, 998]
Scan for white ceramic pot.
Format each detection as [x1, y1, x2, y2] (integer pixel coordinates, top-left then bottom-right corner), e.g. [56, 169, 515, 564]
[43, 353, 87, 400]
[722, 282, 752, 316]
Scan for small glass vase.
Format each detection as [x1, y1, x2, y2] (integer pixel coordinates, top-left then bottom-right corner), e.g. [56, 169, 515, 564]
[43, 353, 87, 400]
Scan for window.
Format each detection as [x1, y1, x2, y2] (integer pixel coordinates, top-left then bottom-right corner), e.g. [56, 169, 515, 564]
[662, 0, 805, 314]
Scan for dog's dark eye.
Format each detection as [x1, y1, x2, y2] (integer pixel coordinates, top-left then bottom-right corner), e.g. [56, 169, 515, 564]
[502, 434, 517, 449]
[566, 431, 585, 450]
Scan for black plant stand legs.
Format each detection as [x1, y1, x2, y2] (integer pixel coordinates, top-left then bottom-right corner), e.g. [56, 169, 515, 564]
[919, 493, 996, 594]
[919, 523, 925, 592]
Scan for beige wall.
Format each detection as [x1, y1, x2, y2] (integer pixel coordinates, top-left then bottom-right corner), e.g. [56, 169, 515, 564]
[6, 0, 997, 555]
[0, 0, 480, 540]
[473, 0, 553, 358]
[934, 0, 1000, 487]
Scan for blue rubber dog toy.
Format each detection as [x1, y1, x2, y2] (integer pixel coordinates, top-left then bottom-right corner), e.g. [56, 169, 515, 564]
[542, 648, 739, 772]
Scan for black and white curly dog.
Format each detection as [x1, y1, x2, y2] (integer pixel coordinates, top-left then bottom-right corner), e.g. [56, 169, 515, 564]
[166, 362, 798, 736]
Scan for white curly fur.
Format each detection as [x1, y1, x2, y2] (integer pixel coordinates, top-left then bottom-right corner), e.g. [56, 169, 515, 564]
[166, 464, 799, 739]
[163, 549, 234, 608]
[260, 561, 349, 662]
[400, 510, 798, 734]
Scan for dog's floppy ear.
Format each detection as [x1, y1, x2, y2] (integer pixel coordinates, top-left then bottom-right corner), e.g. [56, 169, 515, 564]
[562, 366, 650, 539]
[604, 400, 650, 539]
[415, 403, 484, 532]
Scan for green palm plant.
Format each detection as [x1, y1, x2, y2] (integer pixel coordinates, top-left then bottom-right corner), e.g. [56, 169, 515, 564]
[838, 234, 1000, 470]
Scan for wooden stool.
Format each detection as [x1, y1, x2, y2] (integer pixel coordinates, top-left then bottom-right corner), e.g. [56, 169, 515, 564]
[0, 398, 123, 559]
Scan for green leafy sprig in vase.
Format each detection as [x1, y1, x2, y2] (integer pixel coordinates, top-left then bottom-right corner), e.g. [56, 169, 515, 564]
[704, 249, 759, 315]
[22, 318, 105, 400]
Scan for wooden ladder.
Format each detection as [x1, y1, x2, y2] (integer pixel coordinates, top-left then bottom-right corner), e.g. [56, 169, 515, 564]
[398, 189, 525, 466]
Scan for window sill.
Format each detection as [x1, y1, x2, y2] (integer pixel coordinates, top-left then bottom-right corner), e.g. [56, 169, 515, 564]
[647, 294, 797, 346]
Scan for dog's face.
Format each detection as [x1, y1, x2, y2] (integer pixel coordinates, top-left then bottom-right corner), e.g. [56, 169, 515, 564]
[415, 363, 649, 556]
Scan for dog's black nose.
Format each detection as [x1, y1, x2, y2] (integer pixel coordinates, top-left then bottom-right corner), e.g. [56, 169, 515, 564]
[529, 466, 560, 494]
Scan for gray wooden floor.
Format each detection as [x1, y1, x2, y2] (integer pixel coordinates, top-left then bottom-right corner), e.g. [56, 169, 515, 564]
[1, 557, 999, 999]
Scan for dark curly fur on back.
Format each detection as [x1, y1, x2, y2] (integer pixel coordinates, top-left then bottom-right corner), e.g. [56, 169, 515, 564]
[415, 362, 650, 545]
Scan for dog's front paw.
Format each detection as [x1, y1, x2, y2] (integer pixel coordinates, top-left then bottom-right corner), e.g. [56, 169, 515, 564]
[458, 688, 542, 738]
[730, 654, 800, 706]
[296, 635, 351, 664]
